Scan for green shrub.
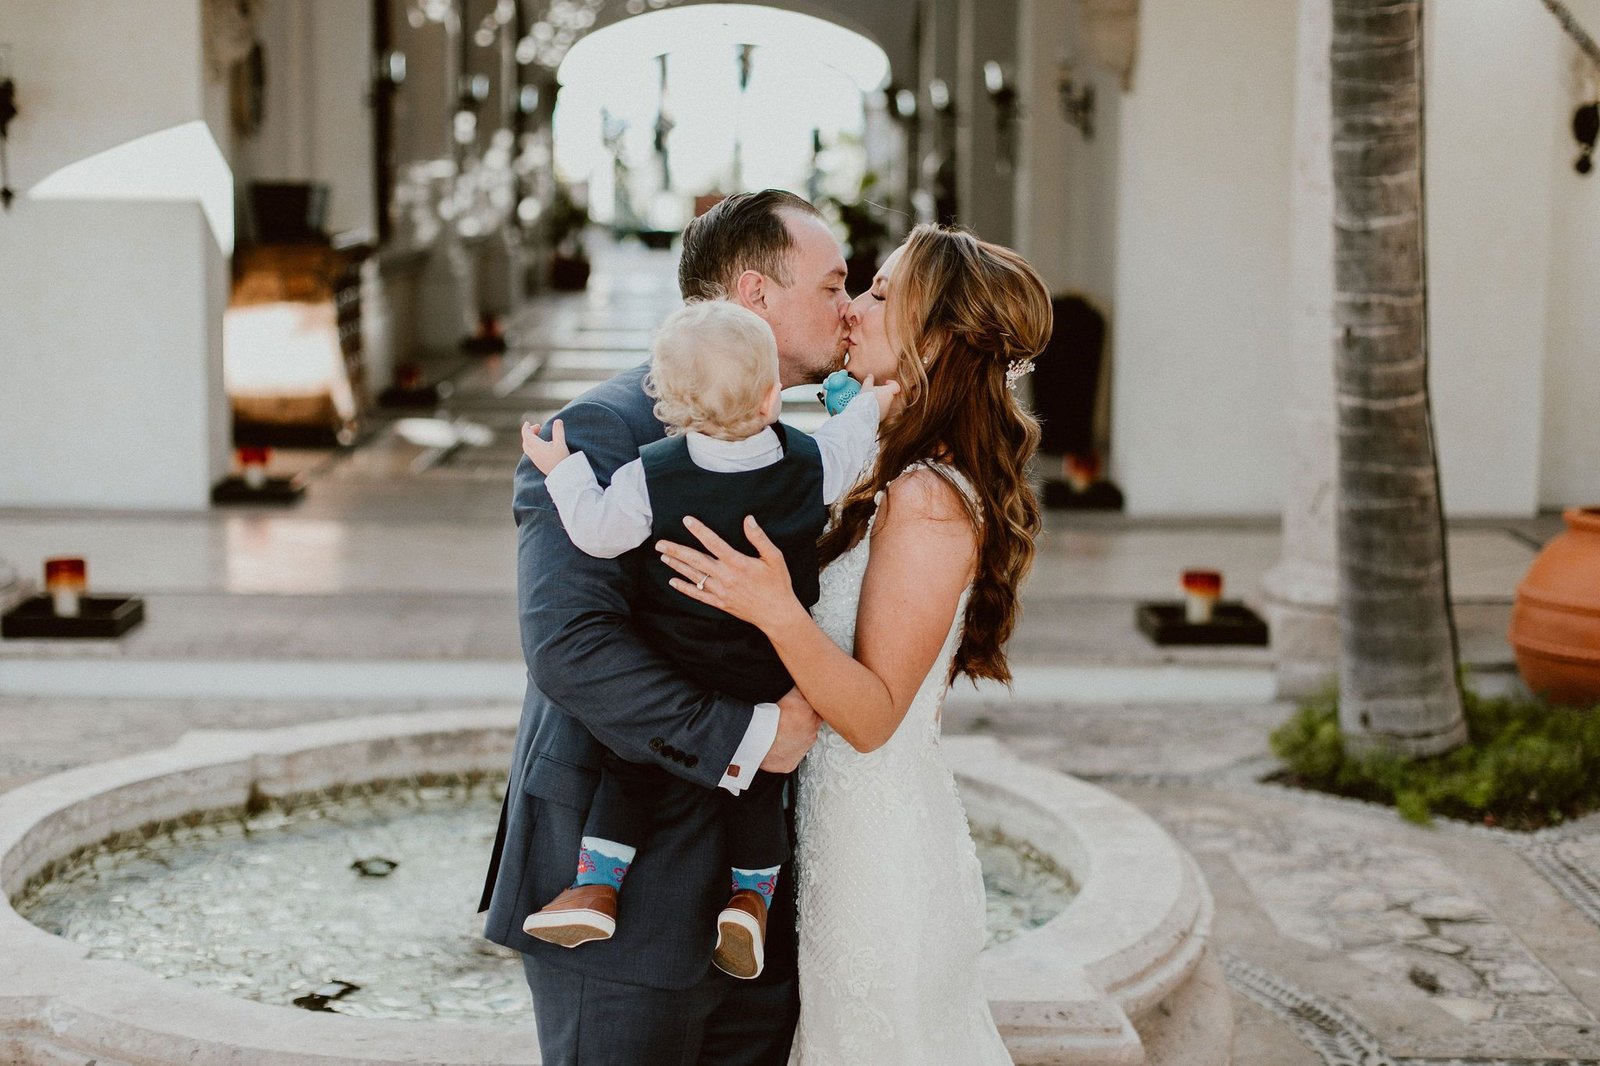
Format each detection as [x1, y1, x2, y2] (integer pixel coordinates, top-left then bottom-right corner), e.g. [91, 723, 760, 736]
[1270, 684, 1600, 830]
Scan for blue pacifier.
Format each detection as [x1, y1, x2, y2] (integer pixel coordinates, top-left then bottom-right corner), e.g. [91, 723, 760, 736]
[821, 369, 861, 416]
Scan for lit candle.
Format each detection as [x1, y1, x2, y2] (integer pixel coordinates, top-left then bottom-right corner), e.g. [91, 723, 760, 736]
[44, 557, 87, 618]
[1181, 569, 1222, 624]
[238, 445, 271, 490]
[1066, 451, 1101, 493]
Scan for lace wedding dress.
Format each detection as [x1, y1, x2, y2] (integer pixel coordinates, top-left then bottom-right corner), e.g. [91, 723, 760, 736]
[789, 465, 1012, 1065]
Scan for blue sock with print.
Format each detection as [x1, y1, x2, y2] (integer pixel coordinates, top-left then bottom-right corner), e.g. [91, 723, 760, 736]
[730, 865, 781, 911]
[574, 836, 636, 892]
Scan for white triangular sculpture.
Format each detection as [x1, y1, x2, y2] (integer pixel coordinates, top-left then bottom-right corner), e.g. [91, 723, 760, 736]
[28, 119, 235, 255]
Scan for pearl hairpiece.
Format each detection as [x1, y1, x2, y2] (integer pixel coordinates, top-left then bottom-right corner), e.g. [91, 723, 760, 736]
[1005, 357, 1035, 390]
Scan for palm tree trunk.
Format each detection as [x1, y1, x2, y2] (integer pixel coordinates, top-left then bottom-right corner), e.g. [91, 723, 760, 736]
[1330, 0, 1466, 757]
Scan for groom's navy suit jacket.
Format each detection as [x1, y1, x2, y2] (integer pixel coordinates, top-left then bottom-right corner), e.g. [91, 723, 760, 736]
[479, 363, 798, 991]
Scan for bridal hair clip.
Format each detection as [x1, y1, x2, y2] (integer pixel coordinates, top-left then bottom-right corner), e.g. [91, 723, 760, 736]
[1005, 357, 1035, 390]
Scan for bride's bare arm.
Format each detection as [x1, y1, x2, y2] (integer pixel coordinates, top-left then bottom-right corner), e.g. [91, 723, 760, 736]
[657, 469, 977, 753]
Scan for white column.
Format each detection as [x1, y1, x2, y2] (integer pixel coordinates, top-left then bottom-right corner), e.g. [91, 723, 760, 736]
[956, 0, 1018, 245]
[1262, 0, 1339, 697]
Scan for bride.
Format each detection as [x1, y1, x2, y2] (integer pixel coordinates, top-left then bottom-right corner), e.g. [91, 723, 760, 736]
[658, 223, 1053, 1064]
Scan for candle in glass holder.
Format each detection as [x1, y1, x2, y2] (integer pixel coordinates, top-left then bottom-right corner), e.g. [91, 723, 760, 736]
[1181, 569, 1222, 624]
[238, 445, 271, 490]
[1065, 452, 1101, 493]
[44, 557, 87, 617]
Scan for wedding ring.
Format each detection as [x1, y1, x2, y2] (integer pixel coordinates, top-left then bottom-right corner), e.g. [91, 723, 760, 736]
[695, 574, 707, 591]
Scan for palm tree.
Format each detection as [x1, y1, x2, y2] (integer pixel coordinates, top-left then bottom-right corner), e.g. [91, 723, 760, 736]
[1330, 0, 1466, 757]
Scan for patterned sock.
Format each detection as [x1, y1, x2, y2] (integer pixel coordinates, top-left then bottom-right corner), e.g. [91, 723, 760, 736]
[573, 836, 636, 892]
[730, 865, 781, 910]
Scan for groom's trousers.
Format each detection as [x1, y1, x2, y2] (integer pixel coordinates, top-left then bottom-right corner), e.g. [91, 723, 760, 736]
[521, 865, 799, 1066]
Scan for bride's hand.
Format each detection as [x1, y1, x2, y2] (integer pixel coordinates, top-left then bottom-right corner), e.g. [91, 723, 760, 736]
[657, 516, 809, 633]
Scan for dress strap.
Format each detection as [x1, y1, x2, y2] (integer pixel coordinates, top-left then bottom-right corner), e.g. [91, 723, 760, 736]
[895, 460, 981, 520]
[863, 461, 981, 537]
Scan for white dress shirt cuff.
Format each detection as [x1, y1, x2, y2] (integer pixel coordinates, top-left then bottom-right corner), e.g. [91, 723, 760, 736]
[544, 450, 598, 499]
[719, 701, 781, 794]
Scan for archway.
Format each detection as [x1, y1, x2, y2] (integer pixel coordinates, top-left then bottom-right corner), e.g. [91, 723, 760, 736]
[549, 4, 895, 237]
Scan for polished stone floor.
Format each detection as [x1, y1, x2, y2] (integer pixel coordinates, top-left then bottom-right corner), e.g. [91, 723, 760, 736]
[1, 239, 1592, 1065]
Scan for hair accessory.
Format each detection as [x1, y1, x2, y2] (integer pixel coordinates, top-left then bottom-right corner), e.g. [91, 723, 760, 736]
[1005, 357, 1035, 390]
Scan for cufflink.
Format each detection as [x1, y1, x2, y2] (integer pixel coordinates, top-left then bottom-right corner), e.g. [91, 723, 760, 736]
[727, 764, 742, 776]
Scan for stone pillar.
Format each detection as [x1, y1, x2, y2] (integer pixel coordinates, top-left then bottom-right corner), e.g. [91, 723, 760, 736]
[1262, 0, 1340, 698]
[916, 0, 961, 224]
[956, 0, 1019, 245]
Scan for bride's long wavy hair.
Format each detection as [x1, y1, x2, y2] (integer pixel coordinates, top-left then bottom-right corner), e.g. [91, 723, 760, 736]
[817, 224, 1053, 685]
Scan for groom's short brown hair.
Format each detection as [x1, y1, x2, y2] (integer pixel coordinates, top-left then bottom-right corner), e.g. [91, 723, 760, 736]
[678, 190, 824, 302]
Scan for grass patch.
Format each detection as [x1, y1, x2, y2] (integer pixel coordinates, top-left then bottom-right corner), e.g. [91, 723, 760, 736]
[1269, 684, 1600, 831]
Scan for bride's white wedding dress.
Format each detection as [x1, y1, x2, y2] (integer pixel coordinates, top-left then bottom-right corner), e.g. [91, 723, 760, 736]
[789, 464, 1012, 1065]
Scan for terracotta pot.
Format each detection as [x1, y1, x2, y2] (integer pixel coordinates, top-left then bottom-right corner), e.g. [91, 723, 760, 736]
[1508, 507, 1600, 706]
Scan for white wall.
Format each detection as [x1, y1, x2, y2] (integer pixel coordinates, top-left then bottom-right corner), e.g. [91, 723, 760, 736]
[1539, 0, 1600, 509]
[1425, 0, 1558, 517]
[1099, 0, 1580, 518]
[0, 2, 202, 185]
[1014, 0, 1120, 308]
[0, 0, 229, 511]
[243, 0, 376, 238]
[1108, 0, 1296, 516]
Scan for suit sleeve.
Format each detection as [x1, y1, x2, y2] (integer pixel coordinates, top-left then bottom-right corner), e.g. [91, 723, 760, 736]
[515, 400, 754, 789]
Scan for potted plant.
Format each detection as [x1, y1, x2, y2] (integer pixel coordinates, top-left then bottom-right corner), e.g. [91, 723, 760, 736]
[1508, 507, 1600, 706]
[545, 182, 591, 291]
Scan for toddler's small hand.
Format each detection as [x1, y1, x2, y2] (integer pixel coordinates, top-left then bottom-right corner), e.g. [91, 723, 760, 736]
[521, 418, 571, 475]
[860, 375, 900, 406]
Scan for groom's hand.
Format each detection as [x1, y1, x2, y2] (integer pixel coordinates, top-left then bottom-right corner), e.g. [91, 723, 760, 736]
[761, 686, 821, 772]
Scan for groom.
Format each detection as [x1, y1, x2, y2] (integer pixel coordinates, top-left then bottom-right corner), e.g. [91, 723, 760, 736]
[479, 190, 853, 1064]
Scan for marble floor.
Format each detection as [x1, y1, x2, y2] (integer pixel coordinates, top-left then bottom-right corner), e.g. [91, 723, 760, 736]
[0, 237, 1587, 1065]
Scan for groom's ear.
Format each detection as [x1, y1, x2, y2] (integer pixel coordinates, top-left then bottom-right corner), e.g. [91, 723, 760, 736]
[733, 269, 768, 312]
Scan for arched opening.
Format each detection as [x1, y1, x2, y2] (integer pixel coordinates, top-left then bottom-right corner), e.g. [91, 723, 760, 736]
[550, 4, 894, 238]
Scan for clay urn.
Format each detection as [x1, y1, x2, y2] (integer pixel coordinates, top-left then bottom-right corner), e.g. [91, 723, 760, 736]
[1508, 507, 1600, 706]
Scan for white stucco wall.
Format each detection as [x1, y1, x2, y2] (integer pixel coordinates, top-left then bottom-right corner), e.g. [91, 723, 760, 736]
[0, 0, 229, 511]
[243, 0, 376, 238]
[1425, 0, 1558, 517]
[1014, 0, 1120, 308]
[1095, 0, 1583, 517]
[1539, 0, 1600, 510]
[1108, 0, 1296, 516]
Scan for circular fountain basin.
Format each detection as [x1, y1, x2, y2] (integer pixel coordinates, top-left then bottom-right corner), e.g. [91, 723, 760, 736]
[13, 783, 1072, 1023]
[0, 710, 1230, 1065]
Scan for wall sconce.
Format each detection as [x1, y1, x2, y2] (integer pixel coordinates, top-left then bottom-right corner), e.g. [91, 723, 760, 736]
[1057, 61, 1095, 140]
[0, 45, 17, 210]
[983, 61, 1019, 171]
[1575, 100, 1598, 175]
[374, 48, 408, 92]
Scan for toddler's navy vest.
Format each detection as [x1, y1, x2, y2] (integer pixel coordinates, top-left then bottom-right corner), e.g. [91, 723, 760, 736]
[634, 422, 827, 704]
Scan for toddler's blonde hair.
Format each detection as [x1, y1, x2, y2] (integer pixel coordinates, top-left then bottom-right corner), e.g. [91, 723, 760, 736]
[645, 300, 780, 440]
